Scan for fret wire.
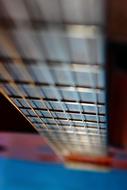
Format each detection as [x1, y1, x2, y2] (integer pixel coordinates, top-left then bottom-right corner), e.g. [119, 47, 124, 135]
[0, 57, 103, 67]
[54, 2, 83, 148]
[83, 35, 103, 149]
[88, 59, 105, 149]
[89, 71, 102, 144]
[15, 106, 105, 116]
[8, 95, 105, 106]
[60, 27, 94, 151]
[69, 65, 94, 149]
[0, 78, 104, 92]
[47, 65, 78, 141]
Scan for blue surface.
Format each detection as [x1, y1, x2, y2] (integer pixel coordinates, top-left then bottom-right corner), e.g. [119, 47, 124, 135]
[0, 157, 127, 190]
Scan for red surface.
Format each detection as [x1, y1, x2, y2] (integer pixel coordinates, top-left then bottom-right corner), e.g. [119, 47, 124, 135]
[0, 132, 62, 163]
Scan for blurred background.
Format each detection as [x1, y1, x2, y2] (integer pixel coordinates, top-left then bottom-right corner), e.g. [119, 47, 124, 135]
[0, 0, 127, 189]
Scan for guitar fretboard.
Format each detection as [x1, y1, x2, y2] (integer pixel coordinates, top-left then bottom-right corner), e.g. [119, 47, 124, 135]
[0, 0, 106, 157]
